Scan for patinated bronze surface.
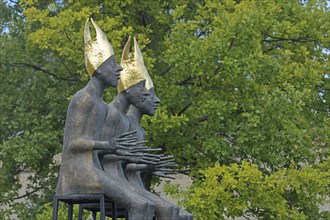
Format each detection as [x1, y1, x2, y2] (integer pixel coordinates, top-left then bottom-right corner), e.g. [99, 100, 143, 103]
[56, 20, 155, 220]
[56, 19, 192, 220]
[126, 89, 194, 220]
[119, 37, 193, 220]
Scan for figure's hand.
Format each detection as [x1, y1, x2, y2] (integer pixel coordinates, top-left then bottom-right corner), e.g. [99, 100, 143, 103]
[109, 130, 138, 155]
[125, 152, 161, 164]
[155, 155, 178, 169]
[131, 146, 162, 153]
[152, 155, 178, 179]
[126, 163, 155, 172]
[152, 169, 177, 179]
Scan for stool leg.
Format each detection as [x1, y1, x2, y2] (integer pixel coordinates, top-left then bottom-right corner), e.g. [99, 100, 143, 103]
[112, 202, 117, 220]
[52, 197, 59, 220]
[67, 203, 73, 220]
[125, 209, 129, 220]
[78, 205, 83, 220]
[92, 211, 97, 220]
[100, 196, 105, 220]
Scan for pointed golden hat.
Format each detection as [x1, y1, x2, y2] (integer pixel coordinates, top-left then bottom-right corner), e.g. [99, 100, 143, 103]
[117, 36, 153, 92]
[84, 18, 115, 76]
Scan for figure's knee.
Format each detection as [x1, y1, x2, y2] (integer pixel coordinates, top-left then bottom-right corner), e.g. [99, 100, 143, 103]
[128, 199, 155, 220]
[143, 200, 156, 211]
[140, 200, 156, 220]
[172, 205, 180, 216]
[179, 209, 193, 220]
[155, 204, 179, 219]
[133, 198, 155, 211]
[186, 213, 194, 220]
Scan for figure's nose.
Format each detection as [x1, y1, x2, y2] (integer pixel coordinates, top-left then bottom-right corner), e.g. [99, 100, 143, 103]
[154, 95, 160, 104]
[116, 64, 123, 72]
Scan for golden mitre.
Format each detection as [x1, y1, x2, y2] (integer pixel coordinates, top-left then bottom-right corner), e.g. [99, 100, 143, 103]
[84, 18, 115, 76]
[145, 68, 154, 90]
[118, 36, 152, 92]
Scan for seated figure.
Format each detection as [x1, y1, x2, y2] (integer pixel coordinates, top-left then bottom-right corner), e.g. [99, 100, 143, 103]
[55, 19, 155, 220]
[125, 38, 194, 220]
[101, 37, 184, 220]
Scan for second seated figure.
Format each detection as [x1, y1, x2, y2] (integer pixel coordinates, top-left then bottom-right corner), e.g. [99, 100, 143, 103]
[124, 37, 194, 220]
[101, 36, 184, 220]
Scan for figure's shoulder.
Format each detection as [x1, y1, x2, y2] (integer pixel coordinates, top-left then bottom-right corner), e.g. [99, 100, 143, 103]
[69, 89, 94, 108]
[105, 102, 120, 122]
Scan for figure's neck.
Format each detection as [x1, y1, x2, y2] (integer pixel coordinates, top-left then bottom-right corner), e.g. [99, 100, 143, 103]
[86, 76, 106, 97]
[128, 105, 143, 125]
[113, 92, 130, 113]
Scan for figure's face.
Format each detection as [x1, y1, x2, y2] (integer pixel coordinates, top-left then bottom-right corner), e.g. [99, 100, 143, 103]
[125, 80, 150, 111]
[144, 88, 160, 116]
[96, 55, 123, 87]
[126, 82, 160, 116]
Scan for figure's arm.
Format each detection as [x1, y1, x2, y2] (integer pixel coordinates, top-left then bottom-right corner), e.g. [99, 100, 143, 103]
[126, 163, 155, 172]
[124, 154, 177, 174]
[65, 96, 131, 153]
[69, 138, 117, 153]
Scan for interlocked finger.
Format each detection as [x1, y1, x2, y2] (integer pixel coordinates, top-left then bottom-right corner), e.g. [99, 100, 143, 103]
[160, 155, 174, 160]
[121, 136, 138, 142]
[131, 146, 148, 150]
[155, 168, 177, 172]
[157, 162, 178, 167]
[131, 148, 161, 153]
[159, 158, 176, 164]
[140, 159, 158, 165]
[118, 130, 137, 138]
[141, 157, 160, 163]
[153, 172, 175, 179]
[116, 136, 138, 142]
[119, 142, 137, 147]
[116, 145, 131, 150]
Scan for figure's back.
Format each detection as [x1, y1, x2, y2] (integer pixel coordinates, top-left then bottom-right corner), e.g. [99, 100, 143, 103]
[101, 101, 132, 142]
[56, 87, 108, 195]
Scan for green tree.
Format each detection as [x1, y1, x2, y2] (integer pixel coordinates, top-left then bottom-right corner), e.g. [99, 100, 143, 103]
[0, 1, 82, 218]
[1, 0, 329, 218]
[165, 158, 330, 220]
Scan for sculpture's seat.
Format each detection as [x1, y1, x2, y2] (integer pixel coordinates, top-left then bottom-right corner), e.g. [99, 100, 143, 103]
[79, 203, 128, 219]
[52, 193, 127, 220]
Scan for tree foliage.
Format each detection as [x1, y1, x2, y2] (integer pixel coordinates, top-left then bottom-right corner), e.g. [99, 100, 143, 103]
[1, 0, 329, 218]
[165, 159, 330, 220]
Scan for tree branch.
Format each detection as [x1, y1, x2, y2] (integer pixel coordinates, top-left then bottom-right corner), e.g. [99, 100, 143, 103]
[13, 187, 42, 200]
[305, 104, 330, 113]
[242, 215, 253, 220]
[3, 62, 78, 81]
[178, 103, 192, 116]
[262, 32, 315, 43]
[195, 116, 208, 122]
[177, 169, 191, 175]
[176, 76, 195, 86]
[159, 65, 173, 76]
[9, 0, 19, 4]
[58, 58, 75, 76]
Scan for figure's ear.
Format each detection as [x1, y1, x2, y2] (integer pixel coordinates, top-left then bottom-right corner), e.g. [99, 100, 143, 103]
[141, 80, 146, 87]
[123, 87, 131, 95]
[94, 65, 103, 78]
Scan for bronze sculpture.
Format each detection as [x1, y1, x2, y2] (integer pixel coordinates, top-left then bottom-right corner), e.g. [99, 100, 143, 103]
[55, 19, 156, 220]
[125, 38, 194, 220]
[55, 18, 192, 219]
[101, 37, 183, 220]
